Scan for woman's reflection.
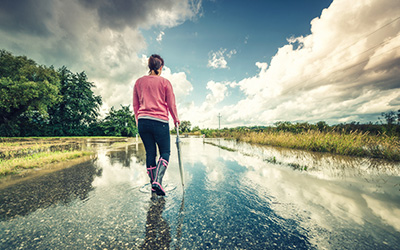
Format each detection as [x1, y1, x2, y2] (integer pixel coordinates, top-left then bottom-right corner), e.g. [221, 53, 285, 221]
[140, 197, 171, 249]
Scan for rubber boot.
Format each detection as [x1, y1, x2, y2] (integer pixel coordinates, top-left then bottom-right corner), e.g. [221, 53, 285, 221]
[147, 166, 157, 195]
[152, 158, 168, 196]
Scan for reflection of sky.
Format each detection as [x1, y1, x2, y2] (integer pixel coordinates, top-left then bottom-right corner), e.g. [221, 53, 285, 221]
[202, 138, 400, 247]
[91, 139, 194, 192]
[91, 137, 400, 243]
[362, 194, 400, 232]
[92, 149, 147, 188]
[2, 137, 399, 249]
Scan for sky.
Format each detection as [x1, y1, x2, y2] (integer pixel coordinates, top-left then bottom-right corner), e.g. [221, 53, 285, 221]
[1, 0, 400, 128]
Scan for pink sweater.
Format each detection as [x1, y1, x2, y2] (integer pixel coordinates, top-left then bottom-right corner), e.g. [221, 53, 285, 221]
[133, 75, 179, 125]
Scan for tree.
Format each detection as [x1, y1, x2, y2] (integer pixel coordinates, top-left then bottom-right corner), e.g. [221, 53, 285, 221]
[0, 50, 61, 136]
[316, 121, 328, 132]
[100, 105, 137, 136]
[398, 109, 400, 125]
[379, 110, 400, 136]
[47, 67, 102, 135]
[381, 111, 399, 125]
[180, 120, 191, 133]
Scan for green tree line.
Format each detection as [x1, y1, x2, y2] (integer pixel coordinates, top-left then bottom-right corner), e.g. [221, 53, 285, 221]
[185, 112, 400, 138]
[0, 50, 136, 137]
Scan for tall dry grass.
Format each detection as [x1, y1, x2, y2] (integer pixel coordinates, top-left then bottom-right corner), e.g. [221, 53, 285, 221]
[231, 130, 400, 161]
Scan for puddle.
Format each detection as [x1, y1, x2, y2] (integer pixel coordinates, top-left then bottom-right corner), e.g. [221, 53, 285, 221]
[0, 137, 399, 249]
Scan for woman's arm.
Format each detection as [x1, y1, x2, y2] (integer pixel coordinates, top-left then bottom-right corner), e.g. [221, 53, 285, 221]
[133, 82, 140, 125]
[165, 80, 180, 126]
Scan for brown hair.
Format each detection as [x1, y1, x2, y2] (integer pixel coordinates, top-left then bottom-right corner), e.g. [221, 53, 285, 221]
[148, 54, 164, 75]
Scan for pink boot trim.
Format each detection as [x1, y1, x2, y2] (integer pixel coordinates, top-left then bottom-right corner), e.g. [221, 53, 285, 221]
[152, 182, 166, 195]
[147, 166, 156, 181]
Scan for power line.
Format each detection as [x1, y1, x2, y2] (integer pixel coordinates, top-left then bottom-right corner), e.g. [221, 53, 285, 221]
[283, 44, 400, 96]
[282, 16, 400, 94]
[218, 113, 222, 130]
[338, 16, 400, 53]
[331, 44, 400, 75]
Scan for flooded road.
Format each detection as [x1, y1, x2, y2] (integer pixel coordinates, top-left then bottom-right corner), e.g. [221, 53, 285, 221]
[1, 137, 399, 249]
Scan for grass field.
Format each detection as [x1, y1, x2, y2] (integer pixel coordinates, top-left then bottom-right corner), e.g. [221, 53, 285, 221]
[0, 150, 93, 176]
[201, 128, 400, 161]
[230, 130, 400, 161]
[0, 137, 111, 176]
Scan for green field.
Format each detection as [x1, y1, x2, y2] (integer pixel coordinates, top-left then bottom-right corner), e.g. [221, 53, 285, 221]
[0, 137, 128, 176]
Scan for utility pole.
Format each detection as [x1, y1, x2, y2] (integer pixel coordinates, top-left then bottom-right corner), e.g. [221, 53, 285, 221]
[218, 113, 222, 130]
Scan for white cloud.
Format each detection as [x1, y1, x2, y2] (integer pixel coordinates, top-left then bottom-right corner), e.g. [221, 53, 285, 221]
[207, 48, 236, 69]
[244, 35, 249, 44]
[154, 0, 203, 28]
[177, 81, 229, 128]
[226, 49, 237, 58]
[207, 49, 228, 69]
[205, 81, 228, 105]
[156, 31, 165, 42]
[186, 0, 400, 127]
[161, 66, 193, 104]
[0, 0, 202, 112]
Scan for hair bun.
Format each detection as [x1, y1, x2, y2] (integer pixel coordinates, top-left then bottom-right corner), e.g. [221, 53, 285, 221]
[148, 54, 164, 75]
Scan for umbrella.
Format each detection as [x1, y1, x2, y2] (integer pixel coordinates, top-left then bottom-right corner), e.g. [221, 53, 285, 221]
[175, 124, 185, 191]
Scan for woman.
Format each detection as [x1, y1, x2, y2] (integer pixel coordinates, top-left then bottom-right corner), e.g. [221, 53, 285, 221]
[133, 54, 180, 196]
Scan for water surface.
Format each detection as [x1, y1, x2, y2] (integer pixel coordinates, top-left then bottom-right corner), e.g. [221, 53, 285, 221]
[1, 137, 399, 249]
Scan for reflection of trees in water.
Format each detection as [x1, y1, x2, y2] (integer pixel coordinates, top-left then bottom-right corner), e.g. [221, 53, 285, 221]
[106, 149, 133, 167]
[131, 143, 147, 166]
[105, 143, 147, 168]
[140, 198, 171, 250]
[0, 160, 101, 221]
[211, 138, 400, 178]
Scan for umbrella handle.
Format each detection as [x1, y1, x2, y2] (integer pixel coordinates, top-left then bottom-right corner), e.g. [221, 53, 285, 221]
[175, 123, 184, 190]
[176, 123, 180, 137]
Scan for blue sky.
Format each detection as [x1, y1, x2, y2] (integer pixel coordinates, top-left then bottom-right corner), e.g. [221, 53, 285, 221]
[1, 0, 399, 128]
[142, 0, 333, 106]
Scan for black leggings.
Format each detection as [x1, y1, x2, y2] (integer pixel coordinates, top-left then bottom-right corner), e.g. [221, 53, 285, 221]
[138, 119, 170, 168]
